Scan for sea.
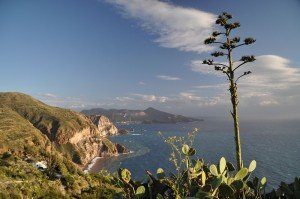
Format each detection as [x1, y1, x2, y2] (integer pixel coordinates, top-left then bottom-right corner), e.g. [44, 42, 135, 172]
[88, 118, 300, 190]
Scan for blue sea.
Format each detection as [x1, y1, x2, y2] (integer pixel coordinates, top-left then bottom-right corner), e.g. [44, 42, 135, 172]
[89, 118, 300, 190]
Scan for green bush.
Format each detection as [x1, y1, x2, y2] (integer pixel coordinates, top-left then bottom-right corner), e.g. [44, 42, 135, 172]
[1, 151, 12, 159]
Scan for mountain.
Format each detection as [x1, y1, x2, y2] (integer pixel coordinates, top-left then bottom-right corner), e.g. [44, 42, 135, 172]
[0, 92, 126, 166]
[81, 107, 201, 124]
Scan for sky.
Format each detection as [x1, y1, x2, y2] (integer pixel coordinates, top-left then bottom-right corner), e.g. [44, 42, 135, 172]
[0, 0, 300, 119]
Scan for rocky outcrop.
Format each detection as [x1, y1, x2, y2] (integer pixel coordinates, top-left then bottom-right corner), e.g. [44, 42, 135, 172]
[66, 126, 119, 165]
[28, 115, 124, 165]
[118, 128, 129, 135]
[42, 115, 127, 165]
[115, 143, 129, 153]
[88, 115, 119, 136]
[49, 120, 128, 165]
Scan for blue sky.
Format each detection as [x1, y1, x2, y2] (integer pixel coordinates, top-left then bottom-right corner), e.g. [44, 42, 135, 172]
[1, 0, 300, 118]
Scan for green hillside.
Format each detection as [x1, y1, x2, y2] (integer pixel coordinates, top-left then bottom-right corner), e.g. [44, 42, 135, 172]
[0, 107, 48, 156]
[0, 92, 92, 142]
[0, 92, 122, 198]
[0, 92, 120, 165]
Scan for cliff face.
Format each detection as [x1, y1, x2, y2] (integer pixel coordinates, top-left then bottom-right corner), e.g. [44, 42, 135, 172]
[0, 92, 127, 166]
[61, 125, 120, 165]
[65, 124, 127, 165]
[88, 115, 118, 136]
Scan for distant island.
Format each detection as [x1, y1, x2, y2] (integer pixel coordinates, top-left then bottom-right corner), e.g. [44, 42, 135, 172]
[81, 107, 202, 124]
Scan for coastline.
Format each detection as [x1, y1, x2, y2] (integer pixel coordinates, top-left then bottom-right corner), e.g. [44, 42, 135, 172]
[84, 151, 133, 174]
[84, 157, 103, 173]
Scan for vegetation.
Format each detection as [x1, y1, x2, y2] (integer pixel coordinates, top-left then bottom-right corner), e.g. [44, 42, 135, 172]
[0, 152, 121, 198]
[0, 92, 123, 198]
[115, 130, 268, 199]
[114, 130, 300, 199]
[111, 12, 299, 199]
[0, 107, 48, 156]
[0, 124, 298, 198]
[202, 12, 256, 169]
[0, 92, 93, 141]
[0, 12, 299, 199]
[0, 92, 119, 165]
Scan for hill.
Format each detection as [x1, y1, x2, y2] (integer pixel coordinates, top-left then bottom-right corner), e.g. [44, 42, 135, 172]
[81, 107, 201, 124]
[0, 92, 127, 197]
[0, 92, 124, 165]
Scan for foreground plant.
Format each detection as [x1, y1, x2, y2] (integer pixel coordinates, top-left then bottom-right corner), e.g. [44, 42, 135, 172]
[202, 12, 256, 170]
[114, 130, 267, 199]
[112, 11, 300, 199]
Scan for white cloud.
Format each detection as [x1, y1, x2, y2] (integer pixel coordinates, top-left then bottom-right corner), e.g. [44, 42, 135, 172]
[179, 92, 226, 106]
[115, 96, 135, 102]
[180, 92, 202, 101]
[194, 83, 227, 89]
[105, 0, 216, 53]
[113, 91, 227, 109]
[190, 60, 221, 76]
[35, 94, 110, 110]
[139, 81, 146, 85]
[259, 99, 279, 106]
[131, 93, 169, 103]
[43, 93, 57, 98]
[239, 55, 300, 88]
[159, 96, 168, 103]
[190, 55, 300, 109]
[191, 55, 300, 85]
[156, 75, 181, 81]
[131, 93, 157, 102]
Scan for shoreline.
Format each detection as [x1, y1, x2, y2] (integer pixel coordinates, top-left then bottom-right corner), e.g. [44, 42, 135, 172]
[84, 151, 133, 174]
[84, 157, 103, 173]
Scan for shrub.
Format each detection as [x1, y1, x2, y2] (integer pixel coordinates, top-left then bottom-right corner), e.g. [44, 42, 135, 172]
[2, 151, 12, 159]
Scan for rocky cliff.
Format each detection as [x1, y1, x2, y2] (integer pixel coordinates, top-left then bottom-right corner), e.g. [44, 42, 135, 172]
[88, 115, 119, 136]
[0, 92, 127, 166]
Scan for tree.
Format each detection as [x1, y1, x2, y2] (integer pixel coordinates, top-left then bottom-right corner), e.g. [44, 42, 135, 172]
[202, 12, 256, 170]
